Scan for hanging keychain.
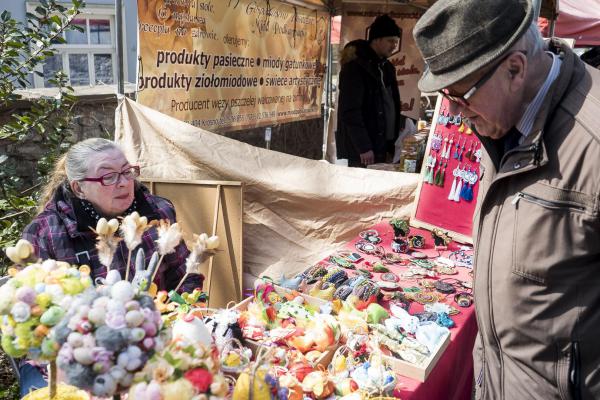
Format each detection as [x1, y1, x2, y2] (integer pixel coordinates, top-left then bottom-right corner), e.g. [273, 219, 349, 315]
[431, 131, 443, 152]
[444, 136, 454, 159]
[440, 136, 449, 159]
[464, 141, 473, 161]
[424, 154, 436, 184]
[436, 161, 447, 187]
[454, 113, 462, 126]
[470, 143, 480, 162]
[438, 108, 447, 125]
[458, 138, 466, 161]
[452, 166, 465, 202]
[462, 168, 478, 202]
[448, 164, 461, 201]
[474, 146, 483, 163]
[460, 167, 473, 201]
[452, 137, 461, 159]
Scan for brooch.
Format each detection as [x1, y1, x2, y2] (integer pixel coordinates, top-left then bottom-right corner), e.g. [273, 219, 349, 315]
[408, 235, 425, 249]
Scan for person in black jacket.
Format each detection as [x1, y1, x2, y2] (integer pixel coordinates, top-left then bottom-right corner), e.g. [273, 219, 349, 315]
[336, 14, 405, 167]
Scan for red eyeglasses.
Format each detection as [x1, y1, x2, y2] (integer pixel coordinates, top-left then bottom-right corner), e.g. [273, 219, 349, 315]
[81, 166, 140, 186]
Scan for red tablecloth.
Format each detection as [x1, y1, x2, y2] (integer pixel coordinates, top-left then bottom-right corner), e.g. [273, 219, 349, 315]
[335, 221, 477, 400]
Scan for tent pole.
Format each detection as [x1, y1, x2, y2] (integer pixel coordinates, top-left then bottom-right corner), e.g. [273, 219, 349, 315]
[322, 13, 333, 160]
[115, 0, 125, 96]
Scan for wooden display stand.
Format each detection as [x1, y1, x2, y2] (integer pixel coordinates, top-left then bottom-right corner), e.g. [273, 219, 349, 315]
[143, 179, 243, 308]
[410, 95, 484, 244]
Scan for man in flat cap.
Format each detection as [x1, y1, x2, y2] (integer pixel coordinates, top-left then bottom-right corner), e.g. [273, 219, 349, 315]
[336, 14, 405, 167]
[414, 0, 600, 398]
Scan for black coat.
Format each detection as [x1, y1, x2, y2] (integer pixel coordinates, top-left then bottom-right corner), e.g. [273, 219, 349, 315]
[336, 40, 403, 163]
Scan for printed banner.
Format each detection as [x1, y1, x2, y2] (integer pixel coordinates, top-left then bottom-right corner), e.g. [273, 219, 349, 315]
[340, 8, 425, 121]
[137, 0, 329, 132]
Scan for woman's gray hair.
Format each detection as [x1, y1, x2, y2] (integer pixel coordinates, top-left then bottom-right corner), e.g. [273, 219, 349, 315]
[38, 137, 123, 210]
[64, 138, 121, 182]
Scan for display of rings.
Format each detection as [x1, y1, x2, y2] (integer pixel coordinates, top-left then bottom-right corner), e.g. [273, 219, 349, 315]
[408, 235, 425, 249]
[391, 238, 409, 253]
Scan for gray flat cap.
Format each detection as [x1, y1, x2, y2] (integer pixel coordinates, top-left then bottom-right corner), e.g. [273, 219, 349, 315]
[413, 0, 533, 93]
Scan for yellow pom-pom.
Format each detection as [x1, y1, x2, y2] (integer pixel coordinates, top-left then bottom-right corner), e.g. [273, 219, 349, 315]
[224, 352, 241, 367]
[22, 384, 90, 400]
[78, 265, 91, 275]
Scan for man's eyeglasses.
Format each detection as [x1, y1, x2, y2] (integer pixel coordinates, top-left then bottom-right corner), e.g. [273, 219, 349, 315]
[82, 166, 140, 186]
[438, 51, 526, 108]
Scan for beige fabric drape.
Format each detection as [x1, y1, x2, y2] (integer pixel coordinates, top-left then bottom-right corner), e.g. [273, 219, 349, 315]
[115, 98, 418, 282]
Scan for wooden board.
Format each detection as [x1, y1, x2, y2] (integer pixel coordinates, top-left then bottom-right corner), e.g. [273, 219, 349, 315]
[143, 179, 243, 308]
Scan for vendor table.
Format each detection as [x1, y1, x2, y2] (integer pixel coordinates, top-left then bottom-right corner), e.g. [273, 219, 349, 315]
[334, 221, 477, 400]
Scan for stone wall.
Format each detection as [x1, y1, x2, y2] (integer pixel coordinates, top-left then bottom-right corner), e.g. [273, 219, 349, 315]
[0, 96, 324, 186]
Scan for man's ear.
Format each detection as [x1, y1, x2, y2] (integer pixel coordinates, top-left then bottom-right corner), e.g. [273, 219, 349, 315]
[507, 53, 526, 90]
[70, 180, 86, 199]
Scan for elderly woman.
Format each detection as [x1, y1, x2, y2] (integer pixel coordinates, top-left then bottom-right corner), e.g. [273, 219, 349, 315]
[17, 138, 203, 397]
[23, 137, 202, 289]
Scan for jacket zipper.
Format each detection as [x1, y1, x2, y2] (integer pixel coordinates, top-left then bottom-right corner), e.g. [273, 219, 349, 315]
[570, 341, 582, 400]
[511, 192, 585, 212]
[473, 202, 504, 399]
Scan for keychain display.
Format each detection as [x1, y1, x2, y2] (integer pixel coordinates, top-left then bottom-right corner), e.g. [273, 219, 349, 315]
[413, 96, 484, 242]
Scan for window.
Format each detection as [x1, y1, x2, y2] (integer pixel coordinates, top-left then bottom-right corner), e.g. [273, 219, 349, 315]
[29, 4, 120, 88]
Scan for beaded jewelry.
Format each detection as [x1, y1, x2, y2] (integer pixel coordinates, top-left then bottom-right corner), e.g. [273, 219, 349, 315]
[359, 229, 382, 244]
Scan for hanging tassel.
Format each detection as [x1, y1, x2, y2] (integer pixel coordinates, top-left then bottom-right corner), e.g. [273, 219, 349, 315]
[434, 166, 442, 186]
[448, 177, 457, 200]
[465, 143, 473, 160]
[463, 184, 474, 202]
[453, 179, 463, 202]
[423, 166, 431, 184]
[444, 140, 453, 159]
[438, 164, 446, 187]
[470, 145, 479, 162]
[453, 142, 460, 159]
[440, 139, 448, 158]
[458, 122, 465, 133]
[460, 181, 469, 200]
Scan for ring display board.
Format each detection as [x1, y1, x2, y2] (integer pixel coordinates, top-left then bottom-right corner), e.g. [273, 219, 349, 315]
[143, 179, 243, 308]
[410, 95, 483, 244]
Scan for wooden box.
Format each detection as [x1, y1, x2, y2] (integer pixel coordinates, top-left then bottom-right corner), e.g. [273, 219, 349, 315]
[234, 288, 336, 369]
[382, 331, 451, 382]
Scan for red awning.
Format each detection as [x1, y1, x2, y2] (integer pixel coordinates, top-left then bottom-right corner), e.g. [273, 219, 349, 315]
[538, 0, 600, 46]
